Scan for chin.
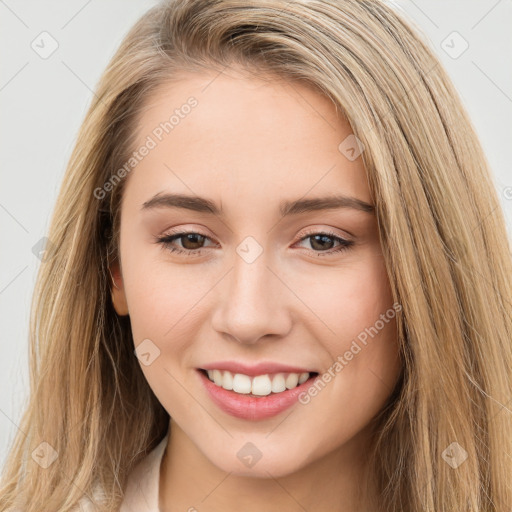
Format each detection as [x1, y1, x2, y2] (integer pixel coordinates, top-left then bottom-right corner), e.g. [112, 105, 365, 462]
[204, 442, 314, 479]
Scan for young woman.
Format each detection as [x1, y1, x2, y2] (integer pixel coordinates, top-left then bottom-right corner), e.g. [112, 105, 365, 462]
[1, 0, 511, 511]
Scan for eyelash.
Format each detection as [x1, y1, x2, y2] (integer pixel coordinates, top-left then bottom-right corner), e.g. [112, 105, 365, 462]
[155, 229, 354, 257]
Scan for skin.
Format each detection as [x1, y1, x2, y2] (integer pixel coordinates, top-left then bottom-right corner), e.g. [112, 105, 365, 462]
[111, 66, 402, 512]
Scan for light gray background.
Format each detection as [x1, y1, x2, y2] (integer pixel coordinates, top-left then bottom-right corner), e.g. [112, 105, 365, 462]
[1, 0, 511, 467]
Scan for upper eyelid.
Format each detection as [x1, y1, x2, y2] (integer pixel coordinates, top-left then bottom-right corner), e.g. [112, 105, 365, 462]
[160, 228, 351, 246]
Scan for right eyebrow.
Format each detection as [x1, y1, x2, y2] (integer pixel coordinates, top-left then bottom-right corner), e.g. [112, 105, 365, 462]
[141, 193, 220, 214]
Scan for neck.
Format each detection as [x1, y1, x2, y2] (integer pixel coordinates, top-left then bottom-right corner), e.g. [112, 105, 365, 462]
[159, 419, 379, 512]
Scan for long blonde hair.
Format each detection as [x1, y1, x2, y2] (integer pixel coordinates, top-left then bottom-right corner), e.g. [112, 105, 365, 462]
[1, 1, 511, 510]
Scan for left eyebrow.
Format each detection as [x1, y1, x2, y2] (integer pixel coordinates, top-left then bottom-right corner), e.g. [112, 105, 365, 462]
[279, 195, 375, 216]
[140, 192, 375, 216]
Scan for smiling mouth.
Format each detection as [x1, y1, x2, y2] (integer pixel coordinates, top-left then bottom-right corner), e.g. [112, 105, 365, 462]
[199, 368, 319, 397]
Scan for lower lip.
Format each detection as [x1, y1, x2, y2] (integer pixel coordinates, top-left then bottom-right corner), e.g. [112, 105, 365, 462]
[197, 369, 318, 421]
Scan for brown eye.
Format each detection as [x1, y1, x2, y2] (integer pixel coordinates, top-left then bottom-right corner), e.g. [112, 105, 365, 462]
[295, 230, 354, 256]
[156, 231, 214, 255]
[309, 234, 336, 251]
[178, 233, 207, 250]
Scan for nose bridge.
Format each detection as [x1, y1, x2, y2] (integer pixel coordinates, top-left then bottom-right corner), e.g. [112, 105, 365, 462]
[211, 236, 291, 343]
[232, 239, 271, 303]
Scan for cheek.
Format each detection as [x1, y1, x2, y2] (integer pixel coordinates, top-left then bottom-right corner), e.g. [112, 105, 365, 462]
[120, 236, 207, 342]
[123, 256, 207, 415]
[304, 253, 401, 389]
[303, 252, 395, 346]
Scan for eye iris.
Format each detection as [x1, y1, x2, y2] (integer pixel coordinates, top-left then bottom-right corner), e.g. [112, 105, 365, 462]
[181, 233, 205, 250]
[310, 234, 334, 251]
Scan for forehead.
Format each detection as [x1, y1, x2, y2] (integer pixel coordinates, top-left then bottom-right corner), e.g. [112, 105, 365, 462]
[124, 68, 372, 212]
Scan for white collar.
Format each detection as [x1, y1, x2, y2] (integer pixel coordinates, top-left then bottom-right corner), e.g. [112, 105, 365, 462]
[119, 433, 169, 512]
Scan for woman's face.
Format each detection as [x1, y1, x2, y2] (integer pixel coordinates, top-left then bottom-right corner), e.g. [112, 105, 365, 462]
[111, 67, 402, 477]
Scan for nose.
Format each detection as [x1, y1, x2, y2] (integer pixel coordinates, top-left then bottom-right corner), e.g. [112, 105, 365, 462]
[210, 246, 292, 345]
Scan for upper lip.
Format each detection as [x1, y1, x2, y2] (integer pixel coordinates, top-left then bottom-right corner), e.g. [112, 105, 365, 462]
[199, 361, 317, 376]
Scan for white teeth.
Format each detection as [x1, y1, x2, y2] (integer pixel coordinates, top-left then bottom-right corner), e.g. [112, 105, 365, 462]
[298, 372, 309, 384]
[232, 373, 252, 394]
[213, 369, 223, 386]
[204, 369, 312, 396]
[285, 373, 299, 389]
[251, 375, 272, 396]
[221, 371, 233, 391]
[271, 373, 286, 393]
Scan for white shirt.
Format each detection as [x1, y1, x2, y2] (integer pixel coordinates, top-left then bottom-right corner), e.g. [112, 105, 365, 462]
[119, 433, 169, 511]
[78, 433, 169, 512]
